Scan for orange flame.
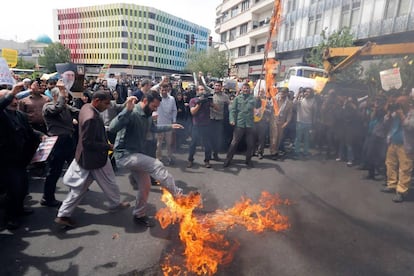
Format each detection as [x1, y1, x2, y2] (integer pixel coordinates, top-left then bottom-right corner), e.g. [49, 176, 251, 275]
[156, 189, 290, 275]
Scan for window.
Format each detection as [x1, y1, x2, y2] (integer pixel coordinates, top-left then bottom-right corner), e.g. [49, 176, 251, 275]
[238, 46, 246, 56]
[240, 23, 248, 35]
[257, 44, 265, 52]
[287, 0, 297, 12]
[231, 6, 239, 17]
[284, 22, 295, 41]
[307, 14, 322, 36]
[149, 12, 156, 19]
[149, 23, 155, 30]
[148, 45, 154, 51]
[241, 0, 250, 11]
[385, 0, 410, 18]
[148, 56, 154, 62]
[221, 32, 227, 42]
[121, 42, 128, 49]
[229, 27, 237, 41]
[341, 0, 361, 27]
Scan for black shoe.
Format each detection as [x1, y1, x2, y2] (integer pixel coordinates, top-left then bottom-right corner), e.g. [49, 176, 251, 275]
[223, 160, 230, 168]
[392, 193, 405, 203]
[55, 217, 76, 227]
[204, 161, 212, 168]
[271, 154, 279, 160]
[18, 208, 34, 216]
[381, 187, 395, 193]
[133, 216, 155, 227]
[186, 161, 193, 168]
[40, 198, 62, 207]
[258, 153, 263, 160]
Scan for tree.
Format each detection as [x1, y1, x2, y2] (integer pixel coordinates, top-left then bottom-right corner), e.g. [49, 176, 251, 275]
[16, 57, 36, 69]
[306, 27, 362, 82]
[38, 43, 71, 72]
[365, 55, 414, 94]
[185, 48, 228, 78]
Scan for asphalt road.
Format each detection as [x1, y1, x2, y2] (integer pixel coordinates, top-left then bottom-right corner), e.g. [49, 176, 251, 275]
[1, 150, 414, 276]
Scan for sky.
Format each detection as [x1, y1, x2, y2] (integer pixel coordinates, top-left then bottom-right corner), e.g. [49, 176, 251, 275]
[0, 0, 222, 42]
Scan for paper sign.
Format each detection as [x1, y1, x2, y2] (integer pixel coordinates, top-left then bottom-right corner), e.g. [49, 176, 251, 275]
[31, 136, 58, 163]
[380, 68, 402, 91]
[0, 57, 16, 87]
[1, 48, 18, 68]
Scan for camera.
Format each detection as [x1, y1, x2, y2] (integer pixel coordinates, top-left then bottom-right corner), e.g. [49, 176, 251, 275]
[198, 92, 213, 104]
[388, 103, 401, 112]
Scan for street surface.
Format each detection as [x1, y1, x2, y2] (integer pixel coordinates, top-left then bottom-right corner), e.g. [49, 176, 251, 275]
[1, 150, 414, 276]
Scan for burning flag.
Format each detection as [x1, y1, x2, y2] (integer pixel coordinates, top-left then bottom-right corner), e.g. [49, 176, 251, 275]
[156, 189, 290, 275]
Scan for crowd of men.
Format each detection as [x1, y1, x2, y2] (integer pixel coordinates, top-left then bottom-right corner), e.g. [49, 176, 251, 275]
[1, 71, 414, 231]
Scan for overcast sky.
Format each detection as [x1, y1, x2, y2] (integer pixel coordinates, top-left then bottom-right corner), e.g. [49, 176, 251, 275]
[1, 0, 221, 42]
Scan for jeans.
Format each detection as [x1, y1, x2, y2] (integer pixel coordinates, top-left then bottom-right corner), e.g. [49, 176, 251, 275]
[188, 125, 212, 162]
[295, 122, 312, 155]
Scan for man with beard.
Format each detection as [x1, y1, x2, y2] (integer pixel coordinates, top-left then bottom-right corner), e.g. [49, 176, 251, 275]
[223, 83, 257, 168]
[55, 91, 130, 227]
[1, 83, 43, 229]
[109, 91, 184, 227]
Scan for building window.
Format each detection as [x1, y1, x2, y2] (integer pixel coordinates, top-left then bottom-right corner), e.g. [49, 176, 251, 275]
[341, 0, 361, 27]
[240, 23, 248, 35]
[148, 56, 154, 62]
[385, 0, 410, 18]
[238, 46, 246, 56]
[148, 45, 154, 51]
[229, 27, 237, 41]
[121, 42, 128, 49]
[231, 6, 239, 17]
[149, 12, 156, 19]
[284, 22, 295, 41]
[307, 14, 322, 36]
[241, 0, 250, 11]
[287, 0, 297, 12]
[149, 23, 155, 30]
[221, 32, 227, 42]
[257, 44, 265, 52]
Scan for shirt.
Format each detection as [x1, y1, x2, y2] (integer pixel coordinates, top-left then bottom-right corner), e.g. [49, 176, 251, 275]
[19, 93, 49, 125]
[210, 92, 230, 120]
[42, 96, 79, 136]
[157, 95, 177, 125]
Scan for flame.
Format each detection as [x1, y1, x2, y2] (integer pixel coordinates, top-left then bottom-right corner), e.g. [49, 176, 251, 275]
[264, 0, 283, 102]
[156, 189, 290, 275]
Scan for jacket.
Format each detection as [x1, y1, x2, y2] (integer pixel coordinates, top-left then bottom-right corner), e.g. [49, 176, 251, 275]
[75, 103, 110, 170]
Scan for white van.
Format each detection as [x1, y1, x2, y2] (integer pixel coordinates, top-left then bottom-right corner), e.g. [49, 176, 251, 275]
[277, 66, 326, 95]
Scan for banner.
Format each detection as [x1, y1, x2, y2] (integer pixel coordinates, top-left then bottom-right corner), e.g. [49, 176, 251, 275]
[380, 68, 402, 91]
[1, 48, 18, 68]
[31, 136, 58, 163]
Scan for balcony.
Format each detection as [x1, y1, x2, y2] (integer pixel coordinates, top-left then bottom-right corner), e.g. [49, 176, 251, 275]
[276, 13, 414, 53]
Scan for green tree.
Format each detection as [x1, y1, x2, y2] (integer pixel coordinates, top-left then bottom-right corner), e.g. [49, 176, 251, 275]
[16, 57, 36, 69]
[38, 42, 71, 72]
[365, 55, 414, 94]
[306, 27, 362, 82]
[185, 48, 228, 78]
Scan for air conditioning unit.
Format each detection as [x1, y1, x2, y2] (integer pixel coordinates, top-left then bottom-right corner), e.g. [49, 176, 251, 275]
[252, 21, 259, 28]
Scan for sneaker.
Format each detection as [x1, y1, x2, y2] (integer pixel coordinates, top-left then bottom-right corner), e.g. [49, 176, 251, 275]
[381, 187, 395, 193]
[109, 201, 131, 212]
[186, 161, 193, 168]
[133, 215, 155, 227]
[223, 160, 230, 168]
[204, 161, 212, 168]
[346, 162, 353, 167]
[258, 153, 263, 160]
[335, 158, 342, 162]
[55, 217, 76, 227]
[18, 207, 34, 217]
[40, 198, 62, 207]
[392, 193, 405, 203]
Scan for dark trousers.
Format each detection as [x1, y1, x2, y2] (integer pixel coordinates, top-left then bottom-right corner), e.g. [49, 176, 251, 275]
[188, 125, 212, 162]
[1, 167, 28, 219]
[43, 135, 75, 201]
[254, 121, 267, 155]
[226, 127, 255, 163]
[366, 135, 387, 177]
[210, 119, 224, 154]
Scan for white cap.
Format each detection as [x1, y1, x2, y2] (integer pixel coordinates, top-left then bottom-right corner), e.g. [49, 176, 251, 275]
[23, 78, 31, 83]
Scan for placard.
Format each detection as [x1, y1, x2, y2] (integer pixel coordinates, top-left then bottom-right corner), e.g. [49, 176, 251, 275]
[380, 68, 402, 91]
[31, 136, 58, 163]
